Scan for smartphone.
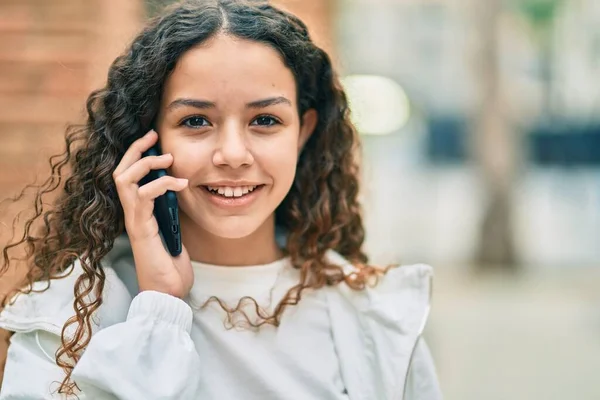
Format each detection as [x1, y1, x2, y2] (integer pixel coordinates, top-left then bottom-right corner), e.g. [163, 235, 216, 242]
[140, 143, 182, 257]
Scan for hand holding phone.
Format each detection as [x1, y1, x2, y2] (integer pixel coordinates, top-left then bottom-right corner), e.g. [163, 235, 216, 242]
[112, 130, 193, 299]
[140, 144, 182, 257]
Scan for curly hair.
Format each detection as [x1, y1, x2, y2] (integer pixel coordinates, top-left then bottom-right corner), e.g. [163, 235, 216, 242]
[0, 0, 386, 395]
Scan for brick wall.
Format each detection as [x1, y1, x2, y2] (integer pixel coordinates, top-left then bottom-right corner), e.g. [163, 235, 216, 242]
[0, 0, 97, 385]
[0, 0, 94, 193]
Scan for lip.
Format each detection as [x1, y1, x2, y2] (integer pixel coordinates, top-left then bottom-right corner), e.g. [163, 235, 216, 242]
[199, 184, 265, 208]
[202, 180, 264, 187]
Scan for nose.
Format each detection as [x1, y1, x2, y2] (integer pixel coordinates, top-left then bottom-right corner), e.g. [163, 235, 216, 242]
[212, 122, 254, 169]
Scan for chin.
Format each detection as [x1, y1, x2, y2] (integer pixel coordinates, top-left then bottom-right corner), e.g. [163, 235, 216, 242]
[203, 216, 266, 240]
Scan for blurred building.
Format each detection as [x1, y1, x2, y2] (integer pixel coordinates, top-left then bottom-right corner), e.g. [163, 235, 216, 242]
[337, 0, 600, 268]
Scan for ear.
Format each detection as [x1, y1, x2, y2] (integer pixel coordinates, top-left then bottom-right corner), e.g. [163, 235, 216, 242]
[298, 109, 318, 153]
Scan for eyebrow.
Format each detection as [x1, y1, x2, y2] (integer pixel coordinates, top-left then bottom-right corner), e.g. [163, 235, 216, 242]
[166, 96, 292, 111]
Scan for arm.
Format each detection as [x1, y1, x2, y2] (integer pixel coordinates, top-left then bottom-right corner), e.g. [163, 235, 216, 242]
[404, 339, 443, 400]
[0, 291, 201, 400]
[72, 291, 202, 400]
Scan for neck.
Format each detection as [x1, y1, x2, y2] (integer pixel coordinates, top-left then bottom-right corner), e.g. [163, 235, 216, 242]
[180, 215, 284, 266]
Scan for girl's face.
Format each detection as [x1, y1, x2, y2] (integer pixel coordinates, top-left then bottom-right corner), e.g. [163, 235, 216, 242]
[155, 34, 317, 240]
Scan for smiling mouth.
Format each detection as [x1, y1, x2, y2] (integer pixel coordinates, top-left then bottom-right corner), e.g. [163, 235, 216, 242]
[201, 184, 265, 198]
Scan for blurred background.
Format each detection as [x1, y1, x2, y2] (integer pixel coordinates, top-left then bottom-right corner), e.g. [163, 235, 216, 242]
[0, 0, 599, 398]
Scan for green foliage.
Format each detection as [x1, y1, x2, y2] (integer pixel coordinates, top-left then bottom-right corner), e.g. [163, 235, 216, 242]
[515, 0, 563, 29]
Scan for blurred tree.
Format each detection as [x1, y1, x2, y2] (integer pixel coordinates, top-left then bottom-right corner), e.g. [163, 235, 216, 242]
[515, 0, 564, 115]
[518, 0, 561, 26]
[470, 0, 519, 271]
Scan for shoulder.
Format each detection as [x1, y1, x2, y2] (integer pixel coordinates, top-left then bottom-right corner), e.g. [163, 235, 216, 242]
[0, 237, 136, 337]
[323, 250, 436, 399]
[326, 250, 432, 310]
[325, 249, 433, 334]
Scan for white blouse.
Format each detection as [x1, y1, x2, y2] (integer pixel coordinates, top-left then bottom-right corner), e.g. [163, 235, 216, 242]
[0, 237, 442, 400]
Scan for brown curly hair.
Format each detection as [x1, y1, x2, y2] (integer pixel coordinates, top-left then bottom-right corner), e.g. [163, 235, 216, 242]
[0, 0, 387, 395]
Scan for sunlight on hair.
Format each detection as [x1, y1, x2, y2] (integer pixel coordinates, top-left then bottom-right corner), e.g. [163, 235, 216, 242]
[341, 74, 410, 135]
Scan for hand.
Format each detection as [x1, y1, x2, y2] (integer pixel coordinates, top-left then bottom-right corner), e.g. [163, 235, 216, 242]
[112, 130, 194, 299]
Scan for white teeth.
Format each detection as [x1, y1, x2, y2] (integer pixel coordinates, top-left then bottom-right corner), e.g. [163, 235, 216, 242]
[206, 185, 259, 198]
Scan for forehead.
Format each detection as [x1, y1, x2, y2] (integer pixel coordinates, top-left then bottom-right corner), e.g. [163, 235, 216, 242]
[162, 34, 297, 103]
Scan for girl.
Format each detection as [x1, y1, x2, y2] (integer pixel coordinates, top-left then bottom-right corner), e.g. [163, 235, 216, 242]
[0, 0, 441, 399]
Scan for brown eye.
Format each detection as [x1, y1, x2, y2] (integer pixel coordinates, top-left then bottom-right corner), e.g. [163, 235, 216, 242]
[251, 115, 280, 127]
[182, 116, 210, 128]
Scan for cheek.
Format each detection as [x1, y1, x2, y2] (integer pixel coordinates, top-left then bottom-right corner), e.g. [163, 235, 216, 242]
[166, 141, 210, 179]
[257, 136, 299, 183]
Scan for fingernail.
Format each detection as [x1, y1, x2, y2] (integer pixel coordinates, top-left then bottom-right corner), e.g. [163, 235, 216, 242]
[146, 129, 156, 136]
[178, 178, 189, 185]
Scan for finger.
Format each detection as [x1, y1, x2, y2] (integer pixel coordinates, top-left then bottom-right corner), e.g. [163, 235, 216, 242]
[117, 154, 174, 187]
[113, 130, 158, 177]
[138, 176, 188, 201]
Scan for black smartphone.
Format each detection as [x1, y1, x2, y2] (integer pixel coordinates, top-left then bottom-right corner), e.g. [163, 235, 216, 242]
[140, 143, 182, 257]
